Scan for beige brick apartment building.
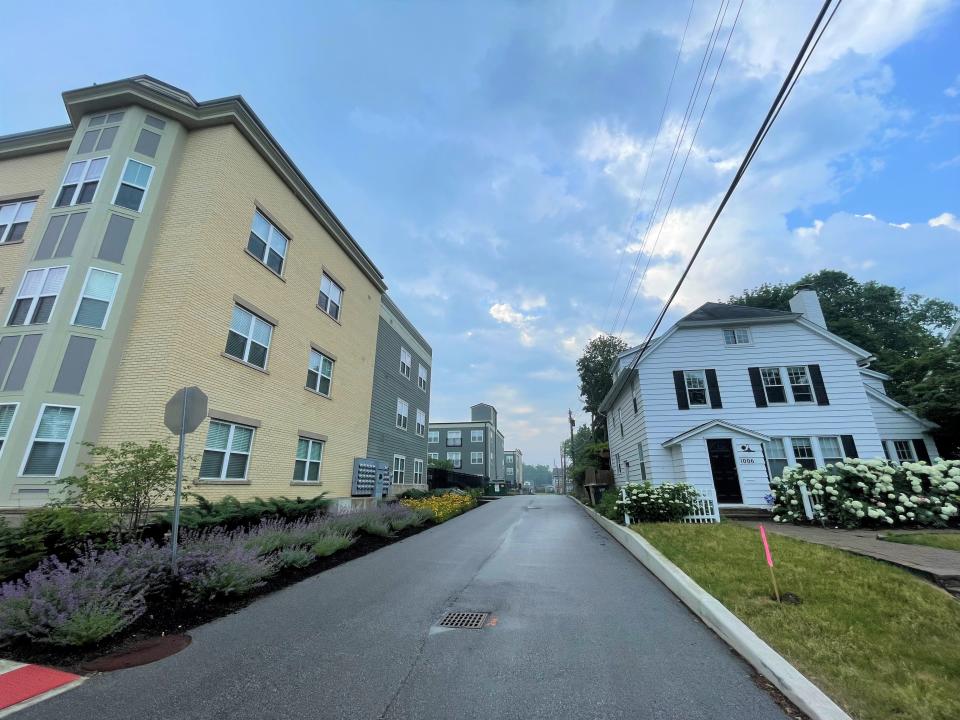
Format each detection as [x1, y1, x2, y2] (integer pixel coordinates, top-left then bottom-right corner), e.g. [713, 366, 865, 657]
[0, 76, 401, 509]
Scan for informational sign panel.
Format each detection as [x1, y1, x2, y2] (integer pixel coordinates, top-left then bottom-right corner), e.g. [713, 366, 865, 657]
[164, 387, 208, 435]
[352, 458, 389, 497]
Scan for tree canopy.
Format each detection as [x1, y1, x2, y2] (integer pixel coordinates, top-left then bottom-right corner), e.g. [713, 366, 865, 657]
[522, 464, 553, 487]
[576, 334, 628, 439]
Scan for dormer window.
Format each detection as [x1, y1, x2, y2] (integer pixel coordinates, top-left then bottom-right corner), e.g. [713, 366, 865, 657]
[723, 327, 751, 345]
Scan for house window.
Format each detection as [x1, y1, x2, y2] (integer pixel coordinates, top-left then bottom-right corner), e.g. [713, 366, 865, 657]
[0, 199, 37, 244]
[72, 268, 120, 329]
[471, 451, 483, 465]
[615, 453, 622, 473]
[683, 370, 708, 406]
[200, 420, 254, 480]
[0, 403, 18, 456]
[790, 437, 817, 470]
[293, 437, 324, 483]
[8, 266, 68, 326]
[447, 451, 461, 469]
[636, 443, 648, 481]
[396, 399, 409, 430]
[470, 429, 483, 443]
[786, 366, 814, 403]
[416, 409, 426, 437]
[318, 273, 343, 321]
[765, 438, 789, 480]
[21, 405, 78, 477]
[77, 124, 118, 154]
[760, 367, 787, 404]
[632, 395, 638, 414]
[418, 365, 428, 391]
[56, 157, 108, 207]
[892, 440, 916, 463]
[428, 452, 439, 460]
[818, 436, 843, 465]
[393, 455, 406, 484]
[225, 305, 273, 369]
[306, 350, 334, 396]
[618, 407, 624, 436]
[113, 159, 154, 212]
[723, 327, 751, 345]
[247, 210, 289, 275]
[400, 348, 412, 378]
[447, 431, 462, 447]
[413, 458, 424, 484]
[428, 430, 439, 444]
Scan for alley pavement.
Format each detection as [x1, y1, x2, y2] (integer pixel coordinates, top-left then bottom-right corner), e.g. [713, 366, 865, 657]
[20, 495, 786, 719]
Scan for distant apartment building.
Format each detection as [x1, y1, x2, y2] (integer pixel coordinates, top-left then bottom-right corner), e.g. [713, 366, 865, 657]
[504, 449, 523, 488]
[365, 295, 432, 493]
[428, 403, 505, 483]
[0, 76, 430, 510]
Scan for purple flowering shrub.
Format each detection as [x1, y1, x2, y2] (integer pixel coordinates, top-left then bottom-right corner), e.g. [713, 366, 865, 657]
[275, 547, 316, 569]
[177, 530, 279, 603]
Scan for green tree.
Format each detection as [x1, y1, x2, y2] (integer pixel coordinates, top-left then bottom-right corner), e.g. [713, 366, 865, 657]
[428, 457, 454, 471]
[522, 464, 553, 487]
[577, 334, 628, 439]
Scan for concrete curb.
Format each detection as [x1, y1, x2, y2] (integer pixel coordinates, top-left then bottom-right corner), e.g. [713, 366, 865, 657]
[580, 502, 852, 720]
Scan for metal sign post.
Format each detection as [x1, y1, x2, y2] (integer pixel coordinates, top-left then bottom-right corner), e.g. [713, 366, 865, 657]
[164, 386, 208, 571]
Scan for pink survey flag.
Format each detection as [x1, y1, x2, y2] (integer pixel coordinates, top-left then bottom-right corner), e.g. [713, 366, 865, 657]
[759, 524, 774, 567]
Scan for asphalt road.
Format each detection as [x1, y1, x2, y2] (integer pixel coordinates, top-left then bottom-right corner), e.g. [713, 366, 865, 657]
[22, 495, 786, 720]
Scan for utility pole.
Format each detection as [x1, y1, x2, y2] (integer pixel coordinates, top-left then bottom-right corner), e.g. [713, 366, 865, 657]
[559, 445, 566, 495]
[568, 409, 576, 495]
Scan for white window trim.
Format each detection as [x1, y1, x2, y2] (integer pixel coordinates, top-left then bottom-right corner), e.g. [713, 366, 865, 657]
[760, 366, 816, 405]
[318, 272, 344, 321]
[57, 156, 108, 207]
[887, 439, 917, 464]
[722, 327, 752, 346]
[112, 158, 155, 212]
[307, 349, 334, 396]
[0, 199, 37, 244]
[418, 364, 428, 391]
[7, 266, 69, 327]
[471, 451, 483, 465]
[447, 451, 462, 468]
[413, 458, 424, 484]
[766, 435, 845, 475]
[19, 404, 79, 478]
[200, 421, 255, 481]
[293, 436, 324, 484]
[428, 452, 439, 460]
[427, 430, 439, 444]
[0, 402, 20, 460]
[400, 347, 412, 379]
[447, 430, 462, 447]
[71, 266, 121, 330]
[396, 398, 409, 430]
[683, 369, 709, 407]
[393, 454, 406, 484]
[247, 209, 289, 275]
[228, 304, 274, 370]
[470, 429, 484, 443]
[415, 409, 426, 437]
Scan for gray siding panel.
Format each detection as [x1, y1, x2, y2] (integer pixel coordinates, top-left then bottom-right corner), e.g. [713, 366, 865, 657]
[53, 336, 96, 394]
[97, 214, 134, 263]
[35, 214, 67, 260]
[53, 212, 86, 258]
[3, 334, 41, 392]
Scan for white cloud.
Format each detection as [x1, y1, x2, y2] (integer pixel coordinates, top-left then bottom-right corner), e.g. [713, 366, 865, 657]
[854, 213, 878, 221]
[933, 154, 960, 170]
[489, 302, 530, 325]
[888, 222, 911, 229]
[528, 367, 569, 382]
[929, 212, 960, 232]
[945, 74, 960, 98]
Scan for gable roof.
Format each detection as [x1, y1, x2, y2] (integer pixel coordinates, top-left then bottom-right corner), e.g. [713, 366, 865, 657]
[599, 368, 637, 413]
[679, 302, 797, 323]
[864, 386, 938, 430]
[662, 420, 771, 447]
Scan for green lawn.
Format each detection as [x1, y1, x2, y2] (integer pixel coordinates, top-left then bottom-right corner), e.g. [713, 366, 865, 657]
[634, 522, 960, 720]
[882, 532, 960, 552]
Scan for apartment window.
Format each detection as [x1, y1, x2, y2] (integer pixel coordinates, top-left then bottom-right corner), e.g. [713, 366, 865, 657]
[447, 451, 461, 469]
[400, 348, 412, 378]
[428, 452, 439, 460]
[247, 210, 289, 275]
[506, 466, 514, 475]
[415, 409, 426, 437]
[200, 420, 254, 480]
[447, 430, 462, 447]
[790, 437, 816, 470]
[8, 267, 68, 326]
[418, 364, 428, 391]
[760, 367, 787, 404]
[0, 404, 18, 456]
[72, 268, 120, 329]
[505, 455, 513, 464]
[684, 370, 708, 406]
[77, 125, 118, 154]
[893, 440, 916, 463]
[318, 273, 343, 321]
[723, 327, 751, 345]
[636, 443, 648, 482]
[0, 199, 37, 244]
[818, 436, 843, 465]
[56, 157, 108, 207]
[306, 350, 334, 396]
[225, 305, 273, 369]
[428, 430, 439, 444]
[293, 437, 324, 483]
[88, 112, 124, 127]
[112, 159, 154, 212]
[765, 438, 789, 480]
[471, 451, 483, 465]
[413, 458, 424, 484]
[21, 405, 77, 476]
[786, 366, 814, 403]
[396, 398, 409, 430]
[470, 429, 483, 443]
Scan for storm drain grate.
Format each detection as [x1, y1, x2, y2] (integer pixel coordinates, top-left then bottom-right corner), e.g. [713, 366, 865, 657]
[437, 611, 489, 629]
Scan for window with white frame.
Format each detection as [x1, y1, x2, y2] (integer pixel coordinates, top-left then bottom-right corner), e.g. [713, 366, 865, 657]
[723, 327, 751, 345]
[636, 443, 648, 481]
[56, 157, 108, 207]
[200, 420, 254, 480]
[415, 409, 425, 436]
[683, 370, 708, 406]
[293, 437, 324, 483]
[818, 436, 843, 465]
[447, 451, 461, 469]
[786, 366, 814, 403]
[447, 430, 462, 447]
[392, 455, 406, 484]
[505, 455, 513, 464]
[225, 304, 273, 369]
[318, 273, 343, 321]
[428, 452, 439, 460]
[413, 458, 424, 484]
[471, 451, 483, 465]
[506, 466, 514, 475]
[764, 438, 789, 480]
[470, 429, 483, 443]
[790, 437, 817, 470]
[113, 159, 154, 212]
[892, 440, 916, 463]
[396, 398, 409, 430]
[8, 266, 67, 326]
[418, 364, 428, 391]
[0, 404, 18, 456]
[21, 405, 77, 476]
[427, 430, 439, 444]
[0, 199, 37, 244]
[247, 210, 289, 275]
[760, 367, 787, 404]
[72, 268, 120, 329]
[306, 350, 334, 396]
[400, 347, 412, 378]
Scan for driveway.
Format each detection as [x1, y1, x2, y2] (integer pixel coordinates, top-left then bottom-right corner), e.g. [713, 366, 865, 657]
[20, 496, 785, 719]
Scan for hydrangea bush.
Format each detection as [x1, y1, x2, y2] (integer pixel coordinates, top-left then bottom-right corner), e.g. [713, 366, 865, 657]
[615, 482, 701, 523]
[770, 458, 960, 528]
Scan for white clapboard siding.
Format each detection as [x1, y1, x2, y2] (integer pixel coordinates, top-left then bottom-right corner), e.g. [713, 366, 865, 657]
[868, 392, 940, 459]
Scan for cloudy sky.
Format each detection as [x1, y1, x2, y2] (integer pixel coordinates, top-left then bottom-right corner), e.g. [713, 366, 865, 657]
[3, 1, 958, 465]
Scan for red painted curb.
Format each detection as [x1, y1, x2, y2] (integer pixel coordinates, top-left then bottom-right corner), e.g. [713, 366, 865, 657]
[0, 665, 80, 710]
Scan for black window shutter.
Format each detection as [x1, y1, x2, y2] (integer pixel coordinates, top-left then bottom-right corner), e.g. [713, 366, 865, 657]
[705, 369, 722, 409]
[840, 435, 858, 458]
[912, 439, 931, 464]
[808, 364, 829, 405]
[747, 367, 767, 407]
[672, 371, 689, 410]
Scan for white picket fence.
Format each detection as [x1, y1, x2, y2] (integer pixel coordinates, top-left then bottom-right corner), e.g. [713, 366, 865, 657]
[619, 485, 720, 525]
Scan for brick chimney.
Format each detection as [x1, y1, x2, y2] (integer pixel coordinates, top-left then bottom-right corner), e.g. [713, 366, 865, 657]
[789, 286, 827, 328]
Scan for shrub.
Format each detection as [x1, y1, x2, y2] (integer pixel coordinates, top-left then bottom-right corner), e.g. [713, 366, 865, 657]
[359, 514, 393, 537]
[275, 547, 316, 569]
[400, 492, 475, 522]
[311, 531, 355, 557]
[177, 539, 278, 603]
[167, 494, 329, 533]
[594, 489, 622, 521]
[381, 505, 430, 531]
[617, 482, 700, 523]
[398, 489, 431, 500]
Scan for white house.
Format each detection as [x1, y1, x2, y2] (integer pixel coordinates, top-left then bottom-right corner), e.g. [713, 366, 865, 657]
[600, 288, 939, 509]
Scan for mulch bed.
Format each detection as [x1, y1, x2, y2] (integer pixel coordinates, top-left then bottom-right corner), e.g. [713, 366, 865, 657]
[5, 523, 436, 673]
